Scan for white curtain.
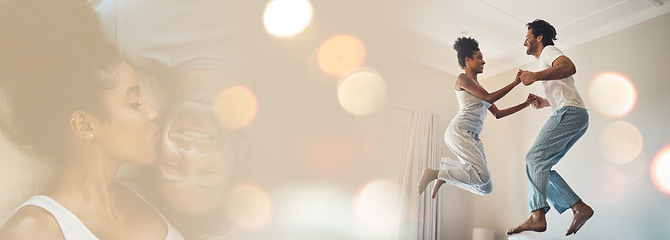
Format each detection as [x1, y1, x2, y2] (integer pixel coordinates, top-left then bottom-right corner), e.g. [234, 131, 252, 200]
[398, 110, 441, 240]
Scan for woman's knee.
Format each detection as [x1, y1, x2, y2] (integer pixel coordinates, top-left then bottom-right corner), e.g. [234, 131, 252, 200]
[475, 169, 491, 186]
[478, 182, 493, 195]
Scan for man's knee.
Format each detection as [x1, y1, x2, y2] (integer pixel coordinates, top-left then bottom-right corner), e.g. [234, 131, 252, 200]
[526, 148, 552, 165]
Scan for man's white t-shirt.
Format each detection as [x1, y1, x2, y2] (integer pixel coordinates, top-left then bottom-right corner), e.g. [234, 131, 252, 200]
[538, 45, 585, 112]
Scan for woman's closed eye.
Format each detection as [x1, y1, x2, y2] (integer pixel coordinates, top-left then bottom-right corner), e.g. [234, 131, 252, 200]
[131, 101, 143, 108]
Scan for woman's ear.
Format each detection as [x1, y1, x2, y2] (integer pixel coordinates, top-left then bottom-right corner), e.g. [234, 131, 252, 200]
[69, 111, 97, 140]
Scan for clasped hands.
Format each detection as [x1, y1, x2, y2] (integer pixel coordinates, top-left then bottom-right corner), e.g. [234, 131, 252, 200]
[526, 93, 548, 109]
[516, 69, 537, 86]
[514, 70, 548, 109]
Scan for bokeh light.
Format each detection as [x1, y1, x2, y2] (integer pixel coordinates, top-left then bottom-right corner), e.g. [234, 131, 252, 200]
[214, 85, 258, 130]
[337, 68, 387, 115]
[353, 179, 403, 229]
[590, 166, 625, 208]
[317, 35, 366, 77]
[651, 145, 670, 195]
[263, 0, 313, 37]
[222, 182, 274, 231]
[599, 121, 643, 164]
[588, 72, 637, 118]
[614, 152, 648, 183]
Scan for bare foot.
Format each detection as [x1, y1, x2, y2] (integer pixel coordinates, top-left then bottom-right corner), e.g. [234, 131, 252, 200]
[431, 180, 445, 199]
[507, 209, 547, 235]
[418, 168, 438, 196]
[566, 201, 593, 236]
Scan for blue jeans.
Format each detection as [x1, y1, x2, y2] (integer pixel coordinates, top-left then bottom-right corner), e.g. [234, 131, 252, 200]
[526, 106, 588, 213]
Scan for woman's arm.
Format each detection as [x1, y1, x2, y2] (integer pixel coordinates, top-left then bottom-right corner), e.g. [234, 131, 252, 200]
[460, 72, 522, 104]
[488, 93, 537, 119]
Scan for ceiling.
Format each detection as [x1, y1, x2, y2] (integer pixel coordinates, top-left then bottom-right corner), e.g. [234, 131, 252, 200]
[386, 0, 670, 79]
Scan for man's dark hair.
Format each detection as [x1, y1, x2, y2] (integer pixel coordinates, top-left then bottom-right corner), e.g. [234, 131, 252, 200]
[526, 19, 557, 47]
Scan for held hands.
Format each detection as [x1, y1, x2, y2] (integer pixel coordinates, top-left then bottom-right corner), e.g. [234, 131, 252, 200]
[518, 69, 537, 86]
[513, 71, 522, 85]
[525, 93, 537, 105]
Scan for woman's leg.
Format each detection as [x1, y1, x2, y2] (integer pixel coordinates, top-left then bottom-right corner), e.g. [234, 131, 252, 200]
[439, 125, 493, 195]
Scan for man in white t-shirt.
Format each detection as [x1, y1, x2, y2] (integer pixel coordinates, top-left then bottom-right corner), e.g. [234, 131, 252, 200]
[507, 19, 594, 236]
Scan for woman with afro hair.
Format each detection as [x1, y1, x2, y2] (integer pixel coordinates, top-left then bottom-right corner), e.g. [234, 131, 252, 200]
[418, 37, 538, 197]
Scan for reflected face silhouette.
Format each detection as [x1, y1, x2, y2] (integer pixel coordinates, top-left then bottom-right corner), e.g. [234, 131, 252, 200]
[158, 101, 237, 215]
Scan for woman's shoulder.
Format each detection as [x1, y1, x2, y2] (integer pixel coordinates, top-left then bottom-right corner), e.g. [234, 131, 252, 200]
[455, 73, 473, 91]
[456, 73, 469, 81]
[0, 205, 64, 240]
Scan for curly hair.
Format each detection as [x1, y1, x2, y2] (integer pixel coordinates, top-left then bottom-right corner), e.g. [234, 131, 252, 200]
[0, 0, 122, 159]
[526, 19, 557, 47]
[453, 37, 480, 69]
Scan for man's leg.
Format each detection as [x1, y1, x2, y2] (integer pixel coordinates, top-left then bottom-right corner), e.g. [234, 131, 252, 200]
[547, 112, 588, 213]
[542, 107, 593, 235]
[566, 200, 593, 236]
[508, 106, 589, 234]
[547, 170, 580, 213]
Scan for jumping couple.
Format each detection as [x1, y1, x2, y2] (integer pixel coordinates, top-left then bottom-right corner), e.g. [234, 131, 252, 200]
[417, 19, 593, 236]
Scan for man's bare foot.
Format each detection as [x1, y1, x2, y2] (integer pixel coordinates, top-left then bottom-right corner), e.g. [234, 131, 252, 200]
[431, 180, 445, 199]
[418, 168, 438, 196]
[566, 201, 593, 236]
[507, 209, 547, 235]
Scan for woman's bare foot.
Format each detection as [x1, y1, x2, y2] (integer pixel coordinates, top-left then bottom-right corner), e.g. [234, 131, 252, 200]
[431, 180, 445, 199]
[566, 201, 593, 236]
[507, 209, 547, 235]
[418, 168, 438, 196]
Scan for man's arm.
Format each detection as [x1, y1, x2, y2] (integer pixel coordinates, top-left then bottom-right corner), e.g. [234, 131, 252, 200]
[520, 55, 576, 85]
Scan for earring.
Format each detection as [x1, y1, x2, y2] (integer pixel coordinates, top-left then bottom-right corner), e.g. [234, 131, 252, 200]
[71, 117, 75, 122]
[90, 133, 93, 137]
